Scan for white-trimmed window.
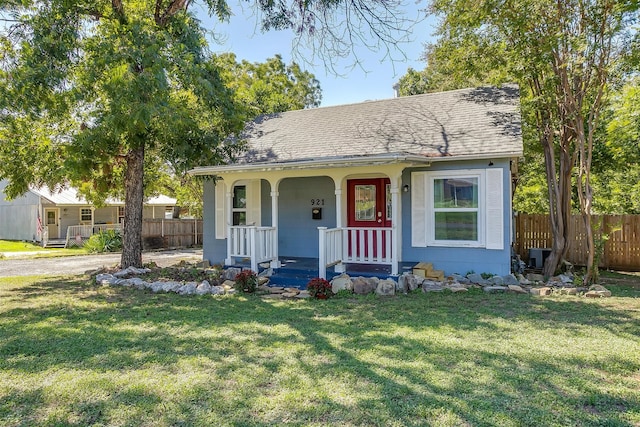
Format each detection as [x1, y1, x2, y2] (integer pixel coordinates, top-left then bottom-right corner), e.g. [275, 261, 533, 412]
[232, 185, 247, 226]
[215, 179, 262, 238]
[118, 206, 125, 224]
[411, 169, 504, 250]
[80, 208, 93, 223]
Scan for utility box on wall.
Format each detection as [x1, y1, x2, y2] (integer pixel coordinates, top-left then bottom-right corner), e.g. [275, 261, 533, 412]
[312, 208, 322, 220]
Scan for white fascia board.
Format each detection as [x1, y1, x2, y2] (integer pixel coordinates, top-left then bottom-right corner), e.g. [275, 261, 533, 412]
[188, 151, 522, 176]
[189, 154, 432, 176]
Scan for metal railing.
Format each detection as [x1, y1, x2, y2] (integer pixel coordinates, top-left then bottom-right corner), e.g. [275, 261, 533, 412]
[228, 226, 278, 272]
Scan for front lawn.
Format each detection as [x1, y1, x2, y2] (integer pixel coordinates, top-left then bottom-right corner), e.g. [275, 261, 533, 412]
[0, 240, 45, 252]
[0, 275, 639, 426]
[0, 240, 88, 258]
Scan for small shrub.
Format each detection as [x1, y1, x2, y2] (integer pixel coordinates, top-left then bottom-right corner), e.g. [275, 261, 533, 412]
[84, 229, 122, 253]
[307, 277, 333, 299]
[234, 270, 258, 293]
[481, 272, 494, 280]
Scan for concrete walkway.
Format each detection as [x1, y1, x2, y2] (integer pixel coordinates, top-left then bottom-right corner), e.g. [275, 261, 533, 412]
[0, 249, 203, 277]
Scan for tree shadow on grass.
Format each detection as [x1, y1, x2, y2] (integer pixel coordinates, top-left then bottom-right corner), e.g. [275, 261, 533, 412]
[0, 277, 639, 425]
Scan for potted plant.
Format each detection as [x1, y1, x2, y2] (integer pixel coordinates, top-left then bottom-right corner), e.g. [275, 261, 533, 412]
[307, 277, 333, 299]
[234, 270, 258, 293]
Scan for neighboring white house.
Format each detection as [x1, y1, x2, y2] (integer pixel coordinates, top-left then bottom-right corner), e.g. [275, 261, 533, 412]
[0, 180, 177, 244]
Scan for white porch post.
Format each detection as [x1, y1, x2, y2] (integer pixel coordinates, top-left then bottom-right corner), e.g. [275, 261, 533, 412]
[225, 189, 234, 266]
[318, 227, 327, 279]
[270, 187, 281, 268]
[334, 188, 343, 228]
[390, 175, 402, 275]
[334, 187, 345, 273]
[250, 226, 258, 272]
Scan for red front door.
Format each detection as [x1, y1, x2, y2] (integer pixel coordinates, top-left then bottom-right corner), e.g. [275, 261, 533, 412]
[347, 178, 392, 259]
[347, 178, 391, 227]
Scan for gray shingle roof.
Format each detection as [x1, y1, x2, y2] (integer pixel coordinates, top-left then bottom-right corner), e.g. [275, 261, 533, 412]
[237, 85, 522, 165]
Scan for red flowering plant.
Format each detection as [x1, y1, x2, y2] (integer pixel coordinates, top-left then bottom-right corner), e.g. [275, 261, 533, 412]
[306, 277, 333, 299]
[234, 270, 258, 293]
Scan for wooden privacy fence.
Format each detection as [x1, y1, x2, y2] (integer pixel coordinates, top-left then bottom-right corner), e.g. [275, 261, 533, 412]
[515, 214, 640, 271]
[142, 219, 203, 248]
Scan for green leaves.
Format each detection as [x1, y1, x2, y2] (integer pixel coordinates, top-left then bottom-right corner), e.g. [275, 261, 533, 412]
[0, 1, 247, 201]
[213, 52, 321, 120]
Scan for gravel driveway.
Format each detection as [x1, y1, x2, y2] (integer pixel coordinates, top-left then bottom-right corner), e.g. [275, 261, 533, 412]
[0, 249, 203, 277]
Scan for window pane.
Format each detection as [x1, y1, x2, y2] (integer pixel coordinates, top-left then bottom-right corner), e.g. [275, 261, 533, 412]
[47, 211, 56, 225]
[233, 186, 246, 209]
[81, 208, 92, 221]
[435, 212, 478, 240]
[434, 178, 478, 208]
[233, 212, 246, 226]
[355, 185, 376, 221]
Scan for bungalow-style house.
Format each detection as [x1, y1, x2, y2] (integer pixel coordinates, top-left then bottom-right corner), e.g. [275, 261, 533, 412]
[0, 180, 177, 246]
[190, 86, 523, 278]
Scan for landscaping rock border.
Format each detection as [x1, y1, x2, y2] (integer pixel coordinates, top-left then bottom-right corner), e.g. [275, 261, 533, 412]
[94, 265, 612, 300]
[331, 271, 611, 298]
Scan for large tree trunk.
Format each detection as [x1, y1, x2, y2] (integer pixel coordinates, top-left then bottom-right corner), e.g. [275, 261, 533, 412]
[577, 123, 596, 285]
[542, 135, 573, 278]
[533, 83, 573, 278]
[121, 144, 145, 269]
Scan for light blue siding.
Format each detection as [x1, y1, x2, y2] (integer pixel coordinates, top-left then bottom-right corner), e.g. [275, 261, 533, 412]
[278, 176, 336, 258]
[401, 159, 513, 276]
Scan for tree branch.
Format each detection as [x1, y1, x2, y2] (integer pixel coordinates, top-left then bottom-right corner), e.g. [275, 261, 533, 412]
[156, 0, 189, 26]
[111, 0, 126, 23]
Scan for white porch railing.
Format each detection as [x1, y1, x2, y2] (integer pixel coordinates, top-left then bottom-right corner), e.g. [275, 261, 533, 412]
[65, 224, 122, 247]
[318, 226, 394, 279]
[227, 226, 278, 272]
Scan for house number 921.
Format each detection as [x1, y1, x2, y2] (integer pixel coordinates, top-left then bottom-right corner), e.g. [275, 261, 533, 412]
[311, 199, 325, 206]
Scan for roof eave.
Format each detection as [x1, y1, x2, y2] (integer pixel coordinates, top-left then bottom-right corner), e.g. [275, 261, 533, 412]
[188, 151, 522, 176]
[189, 154, 430, 175]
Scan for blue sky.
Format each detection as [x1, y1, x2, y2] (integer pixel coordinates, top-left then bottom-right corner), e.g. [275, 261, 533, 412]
[197, 2, 436, 107]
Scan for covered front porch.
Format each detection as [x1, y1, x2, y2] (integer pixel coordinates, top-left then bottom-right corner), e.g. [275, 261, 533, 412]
[41, 223, 122, 248]
[226, 224, 397, 280]
[194, 156, 431, 279]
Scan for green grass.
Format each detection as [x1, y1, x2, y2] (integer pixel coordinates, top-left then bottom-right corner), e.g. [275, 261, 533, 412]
[0, 240, 88, 257]
[1, 275, 639, 426]
[0, 240, 45, 252]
